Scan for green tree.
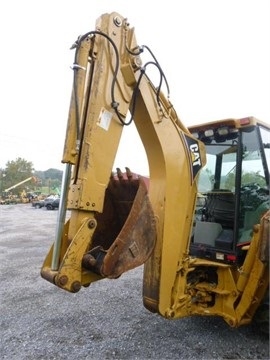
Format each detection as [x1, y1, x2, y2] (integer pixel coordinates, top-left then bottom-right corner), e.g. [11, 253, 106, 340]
[44, 168, 63, 182]
[3, 158, 34, 196]
[43, 168, 62, 195]
[241, 171, 266, 187]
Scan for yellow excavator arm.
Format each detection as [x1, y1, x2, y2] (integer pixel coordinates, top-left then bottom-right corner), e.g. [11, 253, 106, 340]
[41, 12, 205, 317]
[41, 13, 269, 330]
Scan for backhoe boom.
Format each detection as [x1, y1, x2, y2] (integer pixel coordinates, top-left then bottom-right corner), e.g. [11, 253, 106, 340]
[41, 12, 269, 333]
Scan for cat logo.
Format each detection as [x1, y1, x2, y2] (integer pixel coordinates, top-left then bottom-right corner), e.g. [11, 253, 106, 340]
[189, 143, 201, 167]
[183, 134, 203, 182]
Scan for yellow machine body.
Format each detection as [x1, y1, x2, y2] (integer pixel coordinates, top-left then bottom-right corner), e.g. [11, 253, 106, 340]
[41, 13, 269, 331]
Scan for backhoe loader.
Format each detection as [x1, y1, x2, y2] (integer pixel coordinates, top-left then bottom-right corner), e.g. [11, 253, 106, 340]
[41, 12, 269, 333]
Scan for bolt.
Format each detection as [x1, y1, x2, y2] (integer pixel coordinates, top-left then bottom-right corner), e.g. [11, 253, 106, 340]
[71, 281, 81, 293]
[88, 219, 97, 229]
[133, 57, 142, 68]
[113, 16, 122, 27]
[165, 309, 175, 318]
[58, 275, 68, 286]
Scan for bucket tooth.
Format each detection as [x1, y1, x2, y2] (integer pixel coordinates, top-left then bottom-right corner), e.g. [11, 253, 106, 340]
[116, 168, 124, 179]
[125, 167, 133, 179]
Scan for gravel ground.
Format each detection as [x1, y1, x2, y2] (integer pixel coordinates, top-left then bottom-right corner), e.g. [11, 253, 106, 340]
[0, 204, 269, 360]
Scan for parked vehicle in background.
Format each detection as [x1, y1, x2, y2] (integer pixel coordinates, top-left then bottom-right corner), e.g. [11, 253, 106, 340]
[32, 199, 45, 208]
[0, 197, 20, 205]
[32, 195, 59, 209]
[45, 197, 60, 210]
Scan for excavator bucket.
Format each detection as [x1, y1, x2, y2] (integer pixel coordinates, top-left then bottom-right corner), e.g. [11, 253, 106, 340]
[82, 170, 156, 279]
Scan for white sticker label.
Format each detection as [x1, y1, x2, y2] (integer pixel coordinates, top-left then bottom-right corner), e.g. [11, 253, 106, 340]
[216, 253, 224, 260]
[97, 109, 113, 131]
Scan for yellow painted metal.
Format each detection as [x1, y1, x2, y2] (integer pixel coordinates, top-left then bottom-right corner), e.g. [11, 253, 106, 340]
[41, 12, 269, 329]
[129, 77, 206, 315]
[41, 218, 102, 290]
[41, 12, 150, 291]
[235, 212, 269, 325]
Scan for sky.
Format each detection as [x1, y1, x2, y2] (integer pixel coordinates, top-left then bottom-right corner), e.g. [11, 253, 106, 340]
[0, 0, 269, 175]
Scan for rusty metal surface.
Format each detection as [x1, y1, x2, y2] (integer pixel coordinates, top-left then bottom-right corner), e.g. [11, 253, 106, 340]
[82, 169, 156, 278]
[259, 210, 270, 263]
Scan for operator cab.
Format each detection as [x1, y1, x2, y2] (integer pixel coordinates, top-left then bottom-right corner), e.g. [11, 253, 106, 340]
[189, 117, 270, 264]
